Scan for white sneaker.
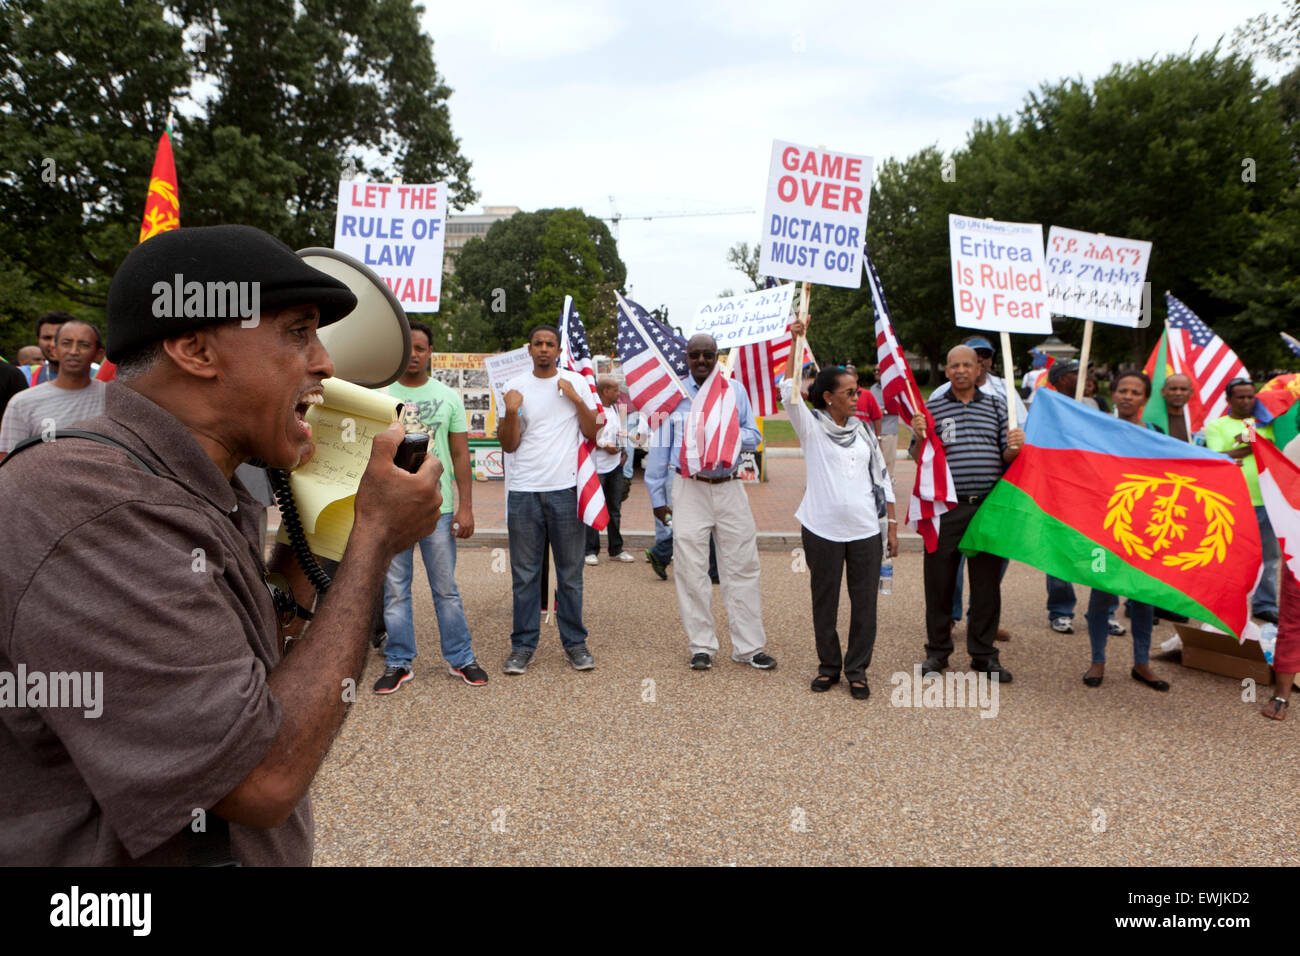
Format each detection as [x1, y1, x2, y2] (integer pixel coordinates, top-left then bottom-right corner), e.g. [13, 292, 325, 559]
[1050, 617, 1074, 634]
[616, 552, 635, 563]
[584, 554, 599, 566]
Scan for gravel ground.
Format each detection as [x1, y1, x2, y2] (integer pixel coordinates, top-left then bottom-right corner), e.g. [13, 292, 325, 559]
[310, 546, 1298, 866]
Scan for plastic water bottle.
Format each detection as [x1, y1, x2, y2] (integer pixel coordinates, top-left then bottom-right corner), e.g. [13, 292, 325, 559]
[879, 558, 893, 595]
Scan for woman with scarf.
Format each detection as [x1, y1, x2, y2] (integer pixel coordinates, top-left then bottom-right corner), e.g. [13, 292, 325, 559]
[781, 320, 896, 700]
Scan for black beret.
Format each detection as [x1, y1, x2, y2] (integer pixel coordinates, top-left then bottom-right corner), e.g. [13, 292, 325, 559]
[106, 225, 357, 361]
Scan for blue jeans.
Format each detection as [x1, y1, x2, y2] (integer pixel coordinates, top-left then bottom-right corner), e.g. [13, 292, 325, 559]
[383, 513, 475, 669]
[507, 488, 588, 652]
[951, 555, 1009, 621]
[1253, 505, 1280, 616]
[1087, 589, 1152, 665]
[1046, 575, 1078, 620]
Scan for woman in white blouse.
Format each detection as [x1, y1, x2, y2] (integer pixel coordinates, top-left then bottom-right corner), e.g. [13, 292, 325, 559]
[781, 320, 897, 699]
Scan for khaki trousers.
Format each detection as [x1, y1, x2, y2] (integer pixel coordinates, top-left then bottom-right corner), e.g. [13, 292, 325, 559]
[671, 474, 767, 660]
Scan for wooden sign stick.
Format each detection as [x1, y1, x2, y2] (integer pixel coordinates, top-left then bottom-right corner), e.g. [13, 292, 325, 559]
[1000, 330, 1018, 430]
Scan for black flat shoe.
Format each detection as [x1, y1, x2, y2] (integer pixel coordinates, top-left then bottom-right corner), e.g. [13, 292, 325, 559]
[810, 675, 839, 692]
[1082, 672, 1103, 687]
[849, 679, 870, 700]
[1131, 667, 1170, 691]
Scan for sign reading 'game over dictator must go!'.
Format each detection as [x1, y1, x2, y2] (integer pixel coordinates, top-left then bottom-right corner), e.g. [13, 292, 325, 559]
[759, 140, 872, 288]
[948, 215, 1052, 335]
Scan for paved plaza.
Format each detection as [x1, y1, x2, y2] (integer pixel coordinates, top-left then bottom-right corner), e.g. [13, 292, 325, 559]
[305, 459, 1299, 866]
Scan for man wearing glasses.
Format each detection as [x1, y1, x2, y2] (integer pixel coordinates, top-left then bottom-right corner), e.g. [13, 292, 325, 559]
[644, 334, 773, 672]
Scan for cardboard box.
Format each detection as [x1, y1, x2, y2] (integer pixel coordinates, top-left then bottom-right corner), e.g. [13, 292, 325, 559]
[1174, 623, 1273, 685]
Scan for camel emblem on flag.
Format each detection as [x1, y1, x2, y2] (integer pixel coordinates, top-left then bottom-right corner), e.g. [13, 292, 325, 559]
[1104, 473, 1235, 569]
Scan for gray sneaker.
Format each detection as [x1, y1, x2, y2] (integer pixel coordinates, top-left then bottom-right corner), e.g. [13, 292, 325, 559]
[502, 649, 532, 675]
[566, 644, 595, 671]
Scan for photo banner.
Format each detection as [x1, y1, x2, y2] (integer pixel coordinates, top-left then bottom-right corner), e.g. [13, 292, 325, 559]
[949, 215, 1051, 334]
[1045, 226, 1152, 327]
[333, 181, 446, 312]
[683, 284, 796, 349]
[759, 140, 872, 288]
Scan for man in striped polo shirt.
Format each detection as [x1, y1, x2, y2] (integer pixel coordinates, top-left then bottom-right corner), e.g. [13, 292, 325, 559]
[911, 345, 1024, 681]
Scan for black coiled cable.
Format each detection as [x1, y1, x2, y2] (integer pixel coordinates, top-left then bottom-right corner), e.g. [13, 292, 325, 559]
[265, 465, 333, 594]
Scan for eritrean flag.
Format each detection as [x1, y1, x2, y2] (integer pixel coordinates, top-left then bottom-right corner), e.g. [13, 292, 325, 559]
[960, 389, 1261, 639]
[98, 124, 179, 382]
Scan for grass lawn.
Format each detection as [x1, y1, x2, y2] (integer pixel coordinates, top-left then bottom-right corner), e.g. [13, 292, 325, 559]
[762, 418, 798, 447]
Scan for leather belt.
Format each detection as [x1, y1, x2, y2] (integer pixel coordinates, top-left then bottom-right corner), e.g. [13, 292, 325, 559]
[958, 494, 987, 505]
[674, 468, 733, 484]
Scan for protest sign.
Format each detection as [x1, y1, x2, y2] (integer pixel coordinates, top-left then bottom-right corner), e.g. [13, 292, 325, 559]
[759, 140, 872, 288]
[683, 284, 796, 349]
[1045, 226, 1152, 327]
[949, 215, 1051, 335]
[483, 346, 532, 417]
[333, 181, 446, 312]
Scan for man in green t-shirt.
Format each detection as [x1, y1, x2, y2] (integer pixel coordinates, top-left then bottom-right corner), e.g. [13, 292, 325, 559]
[373, 321, 487, 692]
[1206, 378, 1279, 624]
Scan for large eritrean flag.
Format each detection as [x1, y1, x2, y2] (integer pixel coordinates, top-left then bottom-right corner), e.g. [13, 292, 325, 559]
[960, 389, 1261, 639]
[98, 125, 180, 382]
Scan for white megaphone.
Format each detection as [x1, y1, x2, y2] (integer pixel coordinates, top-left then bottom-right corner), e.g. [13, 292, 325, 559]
[296, 247, 412, 388]
[266, 248, 416, 593]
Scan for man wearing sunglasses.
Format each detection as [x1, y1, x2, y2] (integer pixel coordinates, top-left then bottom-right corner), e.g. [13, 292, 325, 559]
[644, 334, 773, 672]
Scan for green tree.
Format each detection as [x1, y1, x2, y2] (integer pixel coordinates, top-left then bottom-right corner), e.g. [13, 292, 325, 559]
[454, 208, 626, 350]
[953, 49, 1290, 369]
[0, 0, 475, 347]
[725, 241, 763, 292]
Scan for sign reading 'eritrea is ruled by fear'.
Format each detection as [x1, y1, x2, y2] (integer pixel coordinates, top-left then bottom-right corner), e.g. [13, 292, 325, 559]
[948, 215, 1052, 335]
[333, 181, 447, 312]
[760, 140, 872, 288]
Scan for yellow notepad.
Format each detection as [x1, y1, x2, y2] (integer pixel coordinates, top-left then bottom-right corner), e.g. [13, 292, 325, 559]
[274, 377, 402, 561]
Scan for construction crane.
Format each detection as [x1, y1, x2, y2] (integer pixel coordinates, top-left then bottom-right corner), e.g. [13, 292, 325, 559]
[600, 195, 754, 239]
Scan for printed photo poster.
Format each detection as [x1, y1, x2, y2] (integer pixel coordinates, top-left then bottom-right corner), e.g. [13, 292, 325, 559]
[949, 215, 1052, 334]
[759, 140, 872, 288]
[333, 181, 447, 312]
[1045, 226, 1153, 327]
[428, 352, 498, 437]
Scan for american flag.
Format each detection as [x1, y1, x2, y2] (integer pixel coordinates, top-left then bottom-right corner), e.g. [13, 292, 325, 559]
[1282, 332, 1300, 361]
[680, 364, 741, 477]
[558, 296, 609, 531]
[732, 275, 792, 417]
[1164, 293, 1246, 430]
[866, 253, 955, 552]
[615, 293, 688, 420]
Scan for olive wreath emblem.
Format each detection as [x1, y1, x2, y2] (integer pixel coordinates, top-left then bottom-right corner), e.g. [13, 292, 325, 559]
[1103, 473, 1235, 570]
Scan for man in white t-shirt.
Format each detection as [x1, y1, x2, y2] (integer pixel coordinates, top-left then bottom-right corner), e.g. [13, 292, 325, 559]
[585, 375, 632, 565]
[497, 325, 600, 675]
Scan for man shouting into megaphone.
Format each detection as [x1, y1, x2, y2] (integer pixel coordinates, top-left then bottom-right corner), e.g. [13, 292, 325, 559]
[0, 225, 443, 865]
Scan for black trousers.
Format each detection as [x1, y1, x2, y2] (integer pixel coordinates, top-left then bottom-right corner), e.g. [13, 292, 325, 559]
[585, 467, 625, 556]
[801, 526, 882, 682]
[922, 501, 1002, 666]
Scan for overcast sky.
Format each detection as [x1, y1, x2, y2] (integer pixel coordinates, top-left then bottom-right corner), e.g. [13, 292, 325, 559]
[427, 0, 1284, 325]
